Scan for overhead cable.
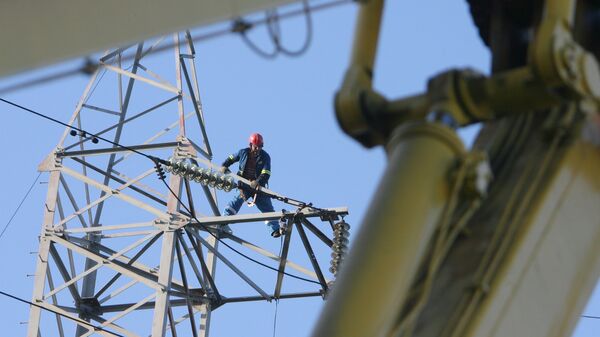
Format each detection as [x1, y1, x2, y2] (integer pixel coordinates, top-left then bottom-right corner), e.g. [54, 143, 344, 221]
[269, 0, 314, 57]
[236, 0, 314, 59]
[0, 0, 352, 95]
[158, 177, 322, 286]
[0, 97, 324, 286]
[0, 290, 124, 337]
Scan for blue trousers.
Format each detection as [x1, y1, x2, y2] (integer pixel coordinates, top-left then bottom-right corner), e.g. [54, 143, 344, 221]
[223, 188, 280, 233]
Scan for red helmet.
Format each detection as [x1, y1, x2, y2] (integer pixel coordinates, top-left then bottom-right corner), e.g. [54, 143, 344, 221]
[249, 133, 264, 146]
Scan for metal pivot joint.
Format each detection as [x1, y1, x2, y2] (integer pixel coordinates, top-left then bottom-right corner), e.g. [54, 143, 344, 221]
[334, 0, 388, 147]
[336, 0, 600, 151]
[530, 0, 600, 108]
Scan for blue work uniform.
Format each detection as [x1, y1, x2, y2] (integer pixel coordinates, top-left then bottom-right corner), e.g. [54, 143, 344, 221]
[221, 148, 279, 233]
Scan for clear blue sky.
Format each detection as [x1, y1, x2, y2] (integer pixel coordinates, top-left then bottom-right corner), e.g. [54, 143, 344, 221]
[0, 1, 598, 336]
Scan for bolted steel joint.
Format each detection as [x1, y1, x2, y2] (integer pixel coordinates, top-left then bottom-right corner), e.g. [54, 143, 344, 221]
[539, 23, 600, 107]
[461, 152, 493, 199]
[76, 297, 102, 317]
[561, 42, 580, 80]
[556, 39, 600, 101]
[48, 225, 65, 235]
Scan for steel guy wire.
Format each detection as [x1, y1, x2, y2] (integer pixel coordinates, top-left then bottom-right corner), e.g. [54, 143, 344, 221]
[0, 172, 41, 241]
[1, 97, 324, 286]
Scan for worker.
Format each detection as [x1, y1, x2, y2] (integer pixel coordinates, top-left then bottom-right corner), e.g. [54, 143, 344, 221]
[219, 132, 282, 238]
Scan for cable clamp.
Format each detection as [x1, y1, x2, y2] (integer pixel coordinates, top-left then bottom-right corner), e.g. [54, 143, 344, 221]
[232, 18, 253, 34]
[39, 151, 64, 172]
[167, 213, 187, 229]
[47, 225, 64, 235]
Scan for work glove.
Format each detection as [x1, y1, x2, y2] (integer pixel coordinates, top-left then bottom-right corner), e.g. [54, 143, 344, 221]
[250, 180, 260, 190]
[219, 166, 230, 174]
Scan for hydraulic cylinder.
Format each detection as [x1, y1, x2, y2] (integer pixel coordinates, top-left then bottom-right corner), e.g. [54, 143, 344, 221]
[311, 121, 465, 337]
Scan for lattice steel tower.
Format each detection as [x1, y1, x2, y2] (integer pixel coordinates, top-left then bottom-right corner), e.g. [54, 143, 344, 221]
[27, 32, 347, 337]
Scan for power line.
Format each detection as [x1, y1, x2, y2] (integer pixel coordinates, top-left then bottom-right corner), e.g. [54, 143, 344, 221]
[0, 172, 41, 240]
[104, 0, 349, 64]
[0, 0, 353, 95]
[0, 97, 324, 286]
[0, 290, 124, 337]
[160, 178, 322, 286]
[0, 98, 159, 164]
[237, 0, 314, 59]
[269, 0, 314, 57]
[582, 314, 600, 319]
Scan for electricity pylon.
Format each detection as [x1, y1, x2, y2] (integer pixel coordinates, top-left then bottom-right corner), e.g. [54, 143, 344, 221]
[27, 32, 347, 337]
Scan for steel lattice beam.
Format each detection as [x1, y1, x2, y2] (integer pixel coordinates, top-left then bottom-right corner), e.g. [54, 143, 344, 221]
[28, 32, 346, 337]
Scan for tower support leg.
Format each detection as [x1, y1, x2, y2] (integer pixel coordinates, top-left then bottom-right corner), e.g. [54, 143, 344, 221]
[27, 169, 61, 337]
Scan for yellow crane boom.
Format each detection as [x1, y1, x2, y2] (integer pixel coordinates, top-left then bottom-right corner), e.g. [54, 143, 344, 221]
[313, 0, 600, 336]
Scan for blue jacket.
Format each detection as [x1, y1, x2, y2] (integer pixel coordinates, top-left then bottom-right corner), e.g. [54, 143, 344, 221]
[222, 148, 271, 186]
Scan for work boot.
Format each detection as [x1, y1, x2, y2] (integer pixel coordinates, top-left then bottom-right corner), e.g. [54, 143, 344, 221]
[271, 227, 285, 238]
[271, 228, 282, 238]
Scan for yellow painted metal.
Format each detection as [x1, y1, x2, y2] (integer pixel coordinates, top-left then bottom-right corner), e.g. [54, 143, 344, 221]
[328, 1, 600, 337]
[378, 67, 559, 128]
[529, 0, 575, 85]
[335, 0, 387, 147]
[476, 67, 560, 114]
[529, 0, 600, 106]
[452, 118, 600, 337]
[349, 0, 384, 80]
[543, 0, 576, 26]
[335, 0, 600, 148]
[334, 0, 597, 149]
[311, 121, 465, 337]
[0, 0, 299, 77]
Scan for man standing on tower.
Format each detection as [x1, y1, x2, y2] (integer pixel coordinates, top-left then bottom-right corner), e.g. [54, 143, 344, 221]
[219, 132, 282, 238]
